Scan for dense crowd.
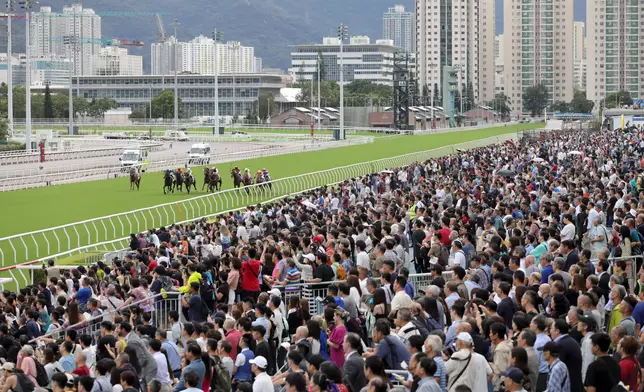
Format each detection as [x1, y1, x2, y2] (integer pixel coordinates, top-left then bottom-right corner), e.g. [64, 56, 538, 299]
[3, 127, 644, 392]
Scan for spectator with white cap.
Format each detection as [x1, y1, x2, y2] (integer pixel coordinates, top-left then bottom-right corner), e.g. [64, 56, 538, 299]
[250, 356, 272, 392]
[443, 332, 492, 392]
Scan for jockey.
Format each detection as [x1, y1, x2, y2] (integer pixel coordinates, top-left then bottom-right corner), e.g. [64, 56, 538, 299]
[262, 167, 270, 180]
[212, 166, 219, 175]
[186, 167, 193, 180]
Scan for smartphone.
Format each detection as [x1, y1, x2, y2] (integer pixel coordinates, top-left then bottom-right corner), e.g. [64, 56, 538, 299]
[538, 304, 545, 314]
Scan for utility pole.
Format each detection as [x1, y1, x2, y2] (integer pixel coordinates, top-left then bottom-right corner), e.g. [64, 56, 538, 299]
[172, 19, 179, 127]
[6, 0, 15, 138]
[212, 29, 223, 133]
[337, 24, 348, 136]
[20, 0, 34, 152]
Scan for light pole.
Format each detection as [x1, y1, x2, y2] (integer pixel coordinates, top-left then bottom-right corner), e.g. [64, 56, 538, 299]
[212, 29, 223, 133]
[149, 85, 152, 120]
[428, 63, 437, 129]
[6, 0, 14, 138]
[20, 0, 34, 152]
[317, 56, 321, 130]
[63, 36, 76, 135]
[172, 19, 179, 127]
[337, 23, 348, 136]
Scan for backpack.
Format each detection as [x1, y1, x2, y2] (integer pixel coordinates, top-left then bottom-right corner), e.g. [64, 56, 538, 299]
[16, 373, 35, 392]
[159, 276, 174, 299]
[34, 359, 49, 387]
[200, 271, 215, 301]
[438, 245, 450, 266]
[210, 355, 232, 392]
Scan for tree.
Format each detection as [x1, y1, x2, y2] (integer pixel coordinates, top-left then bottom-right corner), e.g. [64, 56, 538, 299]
[487, 94, 511, 118]
[570, 90, 594, 113]
[550, 100, 570, 113]
[43, 83, 54, 119]
[433, 83, 440, 106]
[604, 90, 633, 109]
[151, 90, 181, 120]
[86, 98, 118, 119]
[258, 93, 274, 121]
[0, 117, 8, 141]
[466, 81, 475, 112]
[295, 80, 340, 106]
[316, 50, 326, 81]
[523, 83, 549, 116]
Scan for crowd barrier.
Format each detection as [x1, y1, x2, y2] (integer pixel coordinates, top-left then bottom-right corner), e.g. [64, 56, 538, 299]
[0, 132, 522, 269]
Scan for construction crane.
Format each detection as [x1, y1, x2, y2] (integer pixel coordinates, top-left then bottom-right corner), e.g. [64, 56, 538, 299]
[49, 37, 144, 47]
[155, 13, 170, 42]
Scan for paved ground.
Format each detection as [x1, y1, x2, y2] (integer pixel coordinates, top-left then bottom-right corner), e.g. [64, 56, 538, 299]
[7, 141, 289, 177]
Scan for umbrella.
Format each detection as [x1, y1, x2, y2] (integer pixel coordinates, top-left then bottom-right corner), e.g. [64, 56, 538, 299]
[300, 200, 318, 210]
[496, 169, 517, 177]
[568, 151, 582, 155]
[381, 170, 394, 174]
[532, 157, 545, 163]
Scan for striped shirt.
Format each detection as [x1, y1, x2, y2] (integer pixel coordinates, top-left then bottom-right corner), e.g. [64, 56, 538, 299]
[433, 355, 447, 392]
[284, 267, 301, 299]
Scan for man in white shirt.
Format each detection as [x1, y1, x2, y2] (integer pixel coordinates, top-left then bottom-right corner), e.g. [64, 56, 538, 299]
[149, 339, 172, 392]
[560, 214, 576, 242]
[250, 356, 273, 392]
[356, 241, 370, 270]
[389, 276, 412, 317]
[395, 308, 421, 344]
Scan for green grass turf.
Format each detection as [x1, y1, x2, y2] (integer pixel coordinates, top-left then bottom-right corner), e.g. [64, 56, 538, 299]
[0, 123, 542, 269]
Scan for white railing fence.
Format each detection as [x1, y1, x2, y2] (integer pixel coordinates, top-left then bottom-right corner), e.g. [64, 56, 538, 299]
[0, 132, 520, 269]
[0, 137, 373, 191]
[0, 143, 165, 166]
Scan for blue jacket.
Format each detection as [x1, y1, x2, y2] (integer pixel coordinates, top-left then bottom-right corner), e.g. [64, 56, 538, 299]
[234, 349, 254, 382]
[173, 358, 205, 392]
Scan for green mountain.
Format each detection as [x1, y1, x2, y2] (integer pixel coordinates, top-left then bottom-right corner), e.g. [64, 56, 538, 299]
[4, 0, 413, 71]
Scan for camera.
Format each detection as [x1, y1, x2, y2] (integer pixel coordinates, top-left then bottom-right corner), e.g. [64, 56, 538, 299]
[442, 345, 456, 357]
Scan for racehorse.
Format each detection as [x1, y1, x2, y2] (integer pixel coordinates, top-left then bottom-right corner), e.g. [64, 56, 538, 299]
[242, 172, 253, 194]
[263, 173, 273, 190]
[163, 171, 174, 194]
[174, 170, 184, 192]
[231, 169, 243, 189]
[202, 168, 211, 191]
[184, 173, 195, 194]
[209, 171, 222, 192]
[129, 167, 141, 191]
[255, 172, 266, 193]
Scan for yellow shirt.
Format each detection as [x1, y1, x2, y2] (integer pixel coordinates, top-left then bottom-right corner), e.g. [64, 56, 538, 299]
[178, 271, 202, 293]
[608, 306, 623, 334]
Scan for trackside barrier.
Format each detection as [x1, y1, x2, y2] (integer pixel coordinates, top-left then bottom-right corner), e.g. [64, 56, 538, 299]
[0, 143, 164, 166]
[0, 137, 373, 191]
[0, 132, 521, 268]
[29, 292, 183, 344]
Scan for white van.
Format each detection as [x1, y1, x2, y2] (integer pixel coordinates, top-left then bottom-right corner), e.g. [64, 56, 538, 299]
[188, 143, 211, 165]
[163, 130, 189, 141]
[120, 147, 150, 171]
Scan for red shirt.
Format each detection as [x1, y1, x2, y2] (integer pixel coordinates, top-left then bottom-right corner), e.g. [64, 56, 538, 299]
[620, 356, 640, 392]
[72, 365, 90, 377]
[241, 259, 261, 292]
[438, 228, 452, 246]
[225, 329, 242, 361]
[147, 259, 158, 273]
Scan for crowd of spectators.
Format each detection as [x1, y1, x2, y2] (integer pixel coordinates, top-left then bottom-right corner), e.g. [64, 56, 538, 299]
[2, 128, 644, 392]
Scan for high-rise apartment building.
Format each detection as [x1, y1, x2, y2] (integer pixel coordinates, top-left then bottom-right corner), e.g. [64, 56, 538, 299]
[573, 22, 585, 62]
[151, 37, 260, 75]
[587, 0, 643, 102]
[416, 0, 495, 106]
[504, 0, 574, 115]
[91, 46, 143, 76]
[31, 4, 101, 75]
[383, 5, 415, 53]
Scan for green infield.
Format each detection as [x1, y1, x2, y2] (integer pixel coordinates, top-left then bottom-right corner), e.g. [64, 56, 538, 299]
[0, 123, 540, 238]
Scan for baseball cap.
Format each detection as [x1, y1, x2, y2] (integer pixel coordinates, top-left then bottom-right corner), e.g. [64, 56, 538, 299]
[313, 235, 324, 244]
[1, 363, 15, 372]
[250, 356, 268, 369]
[456, 332, 473, 344]
[577, 314, 597, 330]
[501, 367, 524, 384]
[303, 253, 316, 262]
[541, 341, 559, 355]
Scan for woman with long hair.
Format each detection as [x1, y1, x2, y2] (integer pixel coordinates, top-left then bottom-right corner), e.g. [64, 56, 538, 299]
[312, 315, 329, 360]
[370, 288, 389, 320]
[328, 309, 347, 368]
[287, 297, 302, 336]
[346, 275, 362, 305]
[510, 347, 534, 392]
[319, 362, 349, 392]
[421, 297, 443, 331]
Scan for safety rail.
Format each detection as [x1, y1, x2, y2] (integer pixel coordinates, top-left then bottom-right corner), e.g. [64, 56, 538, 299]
[30, 291, 183, 344]
[0, 132, 520, 268]
[0, 143, 165, 166]
[0, 137, 373, 191]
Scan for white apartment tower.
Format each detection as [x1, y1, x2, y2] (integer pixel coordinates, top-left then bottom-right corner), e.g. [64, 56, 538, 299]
[503, 0, 574, 115]
[587, 0, 643, 102]
[383, 5, 415, 53]
[573, 22, 585, 62]
[151, 37, 259, 75]
[91, 46, 143, 76]
[31, 4, 101, 75]
[416, 0, 495, 106]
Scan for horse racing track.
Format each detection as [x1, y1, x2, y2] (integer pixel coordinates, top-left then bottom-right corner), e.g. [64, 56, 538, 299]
[0, 123, 541, 275]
